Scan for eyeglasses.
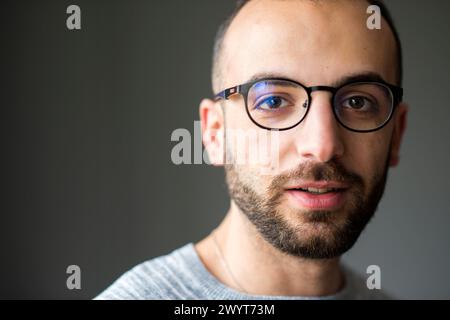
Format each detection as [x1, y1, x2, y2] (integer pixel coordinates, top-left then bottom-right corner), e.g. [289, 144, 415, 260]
[215, 77, 403, 132]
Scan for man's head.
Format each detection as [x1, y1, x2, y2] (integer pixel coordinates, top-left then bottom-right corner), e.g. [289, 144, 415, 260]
[200, 0, 408, 259]
[212, 0, 403, 94]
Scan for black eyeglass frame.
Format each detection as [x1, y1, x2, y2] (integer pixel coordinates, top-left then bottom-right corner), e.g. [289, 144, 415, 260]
[214, 77, 403, 133]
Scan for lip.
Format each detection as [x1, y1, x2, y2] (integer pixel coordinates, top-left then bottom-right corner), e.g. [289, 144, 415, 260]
[285, 181, 349, 210]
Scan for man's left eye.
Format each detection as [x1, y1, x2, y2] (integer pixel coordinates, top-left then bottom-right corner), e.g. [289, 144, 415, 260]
[342, 96, 373, 110]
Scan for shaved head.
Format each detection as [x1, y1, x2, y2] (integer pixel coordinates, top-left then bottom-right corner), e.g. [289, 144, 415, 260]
[211, 0, 402, 93]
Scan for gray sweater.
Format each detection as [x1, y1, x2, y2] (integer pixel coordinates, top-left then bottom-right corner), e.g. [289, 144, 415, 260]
[95, 243, 388, 300]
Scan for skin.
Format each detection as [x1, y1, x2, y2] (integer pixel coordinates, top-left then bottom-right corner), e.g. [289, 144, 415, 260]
[196, 0, 408, 296]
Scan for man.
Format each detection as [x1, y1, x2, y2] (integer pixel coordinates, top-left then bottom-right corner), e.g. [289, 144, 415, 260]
[97, 0, 407, 299]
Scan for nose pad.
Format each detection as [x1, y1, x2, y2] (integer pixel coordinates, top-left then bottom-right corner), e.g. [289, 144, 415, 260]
[302, 100, 309, 109]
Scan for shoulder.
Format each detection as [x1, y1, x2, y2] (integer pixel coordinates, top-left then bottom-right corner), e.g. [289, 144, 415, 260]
[95, 243, 201, 300]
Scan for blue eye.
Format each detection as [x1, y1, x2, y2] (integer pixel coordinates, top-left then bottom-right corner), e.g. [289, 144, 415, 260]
[255, 96, 289, 111]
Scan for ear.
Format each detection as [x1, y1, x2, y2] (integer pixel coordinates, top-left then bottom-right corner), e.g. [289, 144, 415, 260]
[199, 98, 225, 166]
[389, 102, 408, 167]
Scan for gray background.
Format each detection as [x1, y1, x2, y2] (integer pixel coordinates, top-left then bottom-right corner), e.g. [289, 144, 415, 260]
[3, 0, 450, 299]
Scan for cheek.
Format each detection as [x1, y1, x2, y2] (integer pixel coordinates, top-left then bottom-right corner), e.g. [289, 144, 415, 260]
[226, 109, 284, 175]
[231, 163, 273, 197]
[345, 134, 392, 185]
[225, 99, 252, 129]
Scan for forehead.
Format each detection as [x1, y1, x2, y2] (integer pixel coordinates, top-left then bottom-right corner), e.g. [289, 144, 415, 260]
[221, 0, 397, 88]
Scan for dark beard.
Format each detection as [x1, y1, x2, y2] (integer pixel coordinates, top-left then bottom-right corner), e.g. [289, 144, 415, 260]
[224, 158, 389, 259]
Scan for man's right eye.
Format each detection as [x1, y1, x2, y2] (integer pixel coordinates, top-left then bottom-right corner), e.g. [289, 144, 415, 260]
[254, 95, 290, 111]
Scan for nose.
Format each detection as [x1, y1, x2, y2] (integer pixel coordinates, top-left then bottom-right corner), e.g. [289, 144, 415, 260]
[294, 92, 345, 163]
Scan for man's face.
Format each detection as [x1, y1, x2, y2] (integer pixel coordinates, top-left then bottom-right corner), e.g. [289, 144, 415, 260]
[205, 0, 407, 259]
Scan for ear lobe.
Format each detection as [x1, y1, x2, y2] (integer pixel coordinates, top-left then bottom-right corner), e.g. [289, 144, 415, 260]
[389, 103, 408, 167]
[199, 98, 225, 166]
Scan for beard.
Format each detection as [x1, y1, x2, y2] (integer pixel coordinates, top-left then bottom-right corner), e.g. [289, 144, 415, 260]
[224, 157, 389, 260]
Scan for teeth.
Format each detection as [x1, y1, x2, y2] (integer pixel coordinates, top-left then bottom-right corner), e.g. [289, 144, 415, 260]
[300, 187, 337, 194]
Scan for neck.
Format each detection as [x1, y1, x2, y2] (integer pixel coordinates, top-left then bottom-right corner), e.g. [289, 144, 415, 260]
[195, 202, 345, 297]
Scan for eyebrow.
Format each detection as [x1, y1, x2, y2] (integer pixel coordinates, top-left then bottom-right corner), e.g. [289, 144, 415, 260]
[246, 71, 389, 87]
[252, 79, 300, 89]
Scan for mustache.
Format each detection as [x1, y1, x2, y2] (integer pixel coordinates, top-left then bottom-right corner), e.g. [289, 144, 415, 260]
[269, 159, 364, 191]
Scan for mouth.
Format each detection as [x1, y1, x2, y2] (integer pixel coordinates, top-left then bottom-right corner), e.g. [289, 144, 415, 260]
[285, 182, 349, 210]
[290, 187, 344, 194]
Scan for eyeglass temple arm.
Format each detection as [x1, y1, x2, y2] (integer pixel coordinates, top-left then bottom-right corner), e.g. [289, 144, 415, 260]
[394, 87, 403, 105]
[214, 86, 241, 101]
